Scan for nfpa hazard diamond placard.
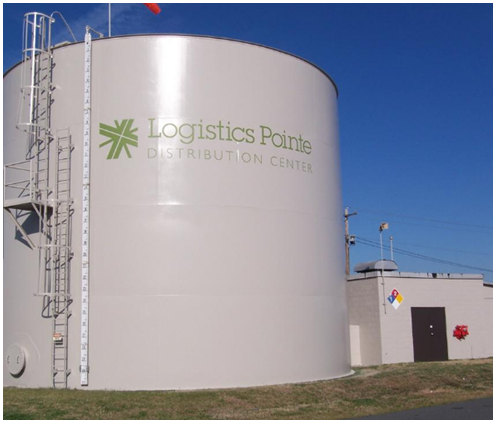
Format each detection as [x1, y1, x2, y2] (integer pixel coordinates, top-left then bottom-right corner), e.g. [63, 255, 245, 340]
[387, 288, 404, 310]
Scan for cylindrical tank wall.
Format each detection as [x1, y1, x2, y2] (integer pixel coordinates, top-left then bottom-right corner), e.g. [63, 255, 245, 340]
[4, 35, 351, 390]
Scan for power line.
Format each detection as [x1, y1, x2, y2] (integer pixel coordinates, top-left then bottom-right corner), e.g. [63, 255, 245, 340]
[356, 237, 492, 272]
[357, 216, 491, 235]
[353, 208, 493, 230]
[355, 236, 493, 273]
[392, 240, 493, 257]
[356, 238, 492, 273]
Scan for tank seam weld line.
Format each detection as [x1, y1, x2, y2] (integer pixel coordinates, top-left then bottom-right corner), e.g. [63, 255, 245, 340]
[90, 294, 348, 298]
[93, 204, 344, 220]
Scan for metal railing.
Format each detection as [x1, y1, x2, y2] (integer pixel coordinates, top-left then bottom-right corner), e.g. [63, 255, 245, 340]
[4, 159, 34, 204]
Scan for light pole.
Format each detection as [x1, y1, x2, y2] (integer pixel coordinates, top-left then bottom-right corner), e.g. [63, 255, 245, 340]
[379, 222, 388, 263]
[379, 222, 388, 314]
[390, 236, 394, 261]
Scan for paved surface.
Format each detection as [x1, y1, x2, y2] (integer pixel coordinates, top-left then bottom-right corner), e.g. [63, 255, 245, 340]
[360, 397, 493, 420]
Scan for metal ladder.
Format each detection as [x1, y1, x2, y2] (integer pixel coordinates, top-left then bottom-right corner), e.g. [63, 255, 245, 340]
[51, 130, 73, 388]
[4, 12, 73, 389]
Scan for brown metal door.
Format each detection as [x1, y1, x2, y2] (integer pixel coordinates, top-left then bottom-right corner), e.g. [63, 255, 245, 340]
[411, 307, 449, 362]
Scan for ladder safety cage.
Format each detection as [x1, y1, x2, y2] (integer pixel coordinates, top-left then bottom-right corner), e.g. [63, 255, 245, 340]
[18, 12, 54, 134]
[4, 12, 74, 389]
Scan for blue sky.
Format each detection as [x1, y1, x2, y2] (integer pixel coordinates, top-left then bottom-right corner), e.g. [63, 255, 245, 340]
[3, 3, 493, 280]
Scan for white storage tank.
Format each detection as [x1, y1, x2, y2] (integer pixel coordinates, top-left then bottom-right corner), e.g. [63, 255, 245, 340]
[4, 27, 351, 390]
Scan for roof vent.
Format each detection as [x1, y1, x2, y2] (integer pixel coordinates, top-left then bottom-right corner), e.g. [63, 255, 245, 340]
[354, 260, 398, 274]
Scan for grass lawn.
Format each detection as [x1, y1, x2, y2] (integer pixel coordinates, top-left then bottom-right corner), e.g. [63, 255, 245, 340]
[3, 358, 492, 420]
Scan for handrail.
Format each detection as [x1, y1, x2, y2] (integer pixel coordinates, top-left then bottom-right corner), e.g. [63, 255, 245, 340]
[4, 159, 34, 203]
[5, 180, 31, 187]
[5, 160, 31, 168]
[51, 12, 77, 43]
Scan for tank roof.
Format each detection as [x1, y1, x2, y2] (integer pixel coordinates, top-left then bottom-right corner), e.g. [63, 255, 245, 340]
[3, 34, 339, 96]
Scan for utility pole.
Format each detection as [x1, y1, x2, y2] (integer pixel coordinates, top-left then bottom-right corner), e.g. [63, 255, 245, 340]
[344, 207, 357, 276]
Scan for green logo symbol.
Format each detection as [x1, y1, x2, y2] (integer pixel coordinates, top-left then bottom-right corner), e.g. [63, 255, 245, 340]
[99, 119, 138, 159]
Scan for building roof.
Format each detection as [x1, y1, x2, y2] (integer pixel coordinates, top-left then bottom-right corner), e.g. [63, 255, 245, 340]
[348, 271, 485, 282]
